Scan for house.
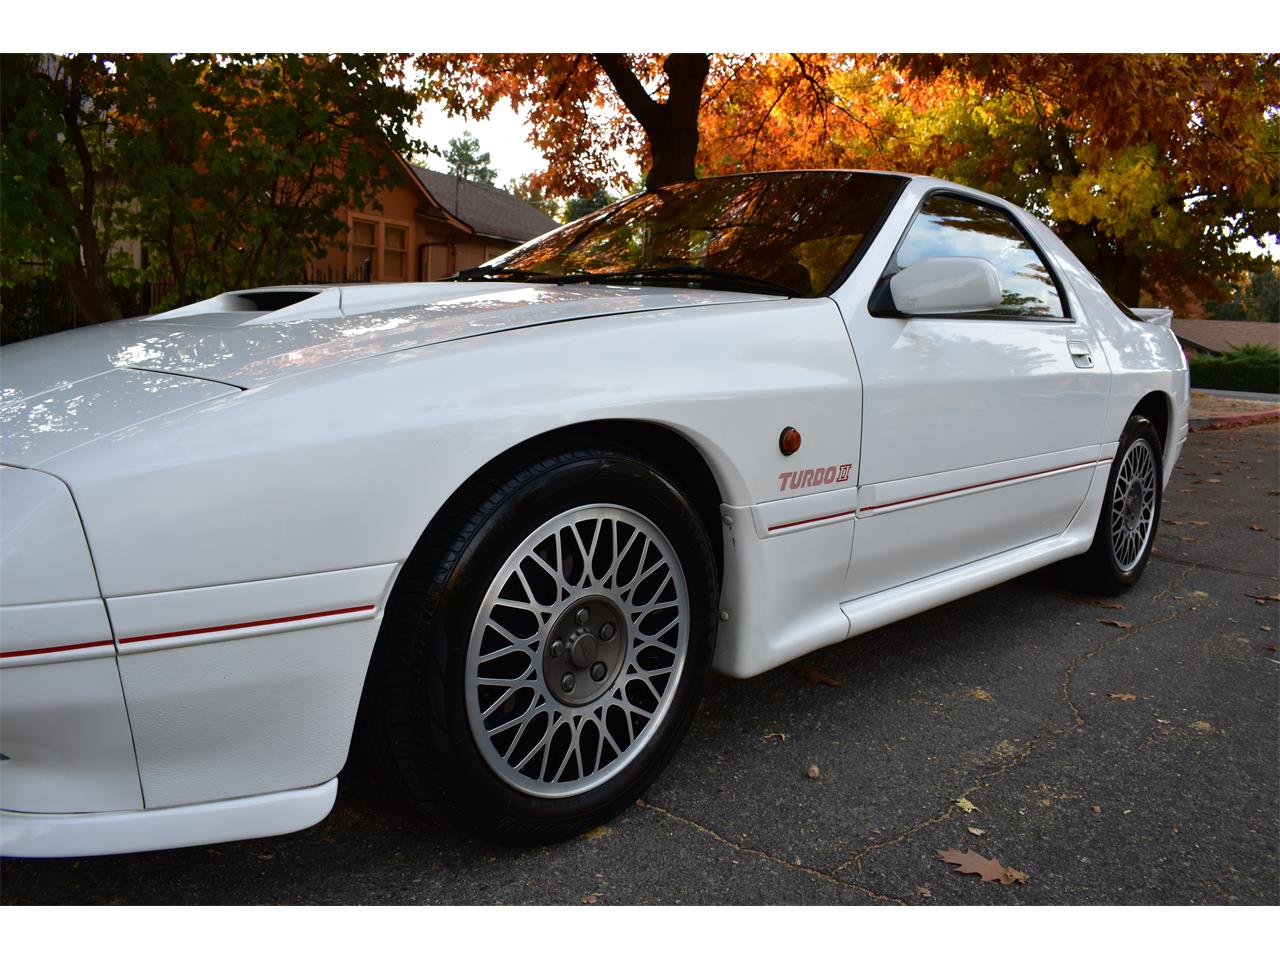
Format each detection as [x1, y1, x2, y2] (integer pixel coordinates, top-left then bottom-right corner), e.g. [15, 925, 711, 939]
[1172, 318, 1280, 357]
[308, 154, 561, 284]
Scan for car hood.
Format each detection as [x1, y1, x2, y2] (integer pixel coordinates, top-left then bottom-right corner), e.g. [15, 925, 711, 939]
[1, 282, 772, 398]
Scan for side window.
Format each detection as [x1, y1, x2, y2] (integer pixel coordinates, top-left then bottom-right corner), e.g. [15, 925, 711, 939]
[894, 194, 1066, 318]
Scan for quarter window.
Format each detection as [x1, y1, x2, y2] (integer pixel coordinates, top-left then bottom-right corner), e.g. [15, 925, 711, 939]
[894, 194, 1065, 318]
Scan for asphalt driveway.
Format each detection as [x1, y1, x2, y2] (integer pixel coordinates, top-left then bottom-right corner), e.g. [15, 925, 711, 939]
[3, 423, 1277, 905]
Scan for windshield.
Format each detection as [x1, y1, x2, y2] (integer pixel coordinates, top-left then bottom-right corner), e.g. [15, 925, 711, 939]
[466, 171, 906, 297]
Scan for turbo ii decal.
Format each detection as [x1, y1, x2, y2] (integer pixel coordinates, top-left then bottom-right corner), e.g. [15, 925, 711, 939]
[778, 463, 853, 492]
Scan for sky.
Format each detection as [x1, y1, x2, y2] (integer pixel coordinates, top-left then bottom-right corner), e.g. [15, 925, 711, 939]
[411, 99, 545, 186]
[409, 88, 640, 190]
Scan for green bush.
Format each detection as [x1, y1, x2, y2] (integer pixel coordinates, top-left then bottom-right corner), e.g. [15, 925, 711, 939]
[1190, 342, 1280, 394]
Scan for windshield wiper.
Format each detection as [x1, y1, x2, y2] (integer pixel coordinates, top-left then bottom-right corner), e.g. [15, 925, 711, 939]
[450, 266, 562, 282]
[554, 265, 802, 297]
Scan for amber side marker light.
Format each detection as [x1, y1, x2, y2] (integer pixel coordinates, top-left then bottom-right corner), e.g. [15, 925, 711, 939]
[779, 426, 802, 456]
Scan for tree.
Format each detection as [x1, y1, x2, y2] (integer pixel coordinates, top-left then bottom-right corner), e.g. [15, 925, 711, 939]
[564, 187, 615, 222]
[416, 54, 852, 195]
[692, 53, 1279, 309]
[506, 174, 563, 221]
[2, 53, 423, 319]
[1, 54, 133, 324]
[443, 131, 496, 184]
[889, 54, 1280, 306]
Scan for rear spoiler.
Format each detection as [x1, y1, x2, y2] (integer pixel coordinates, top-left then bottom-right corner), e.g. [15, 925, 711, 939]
[1130, 307, 1174, 328]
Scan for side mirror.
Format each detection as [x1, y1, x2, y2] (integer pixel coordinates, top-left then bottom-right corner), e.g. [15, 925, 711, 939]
[888, 257, 1002, 316]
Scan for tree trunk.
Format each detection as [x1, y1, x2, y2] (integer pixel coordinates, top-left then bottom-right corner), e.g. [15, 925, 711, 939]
[1091, 251, 1144, 307]
[57, 255, 120, 326]
[593, 53, 709, 189]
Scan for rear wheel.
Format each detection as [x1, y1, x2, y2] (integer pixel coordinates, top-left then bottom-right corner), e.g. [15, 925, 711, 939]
[1071, 415, 1163, 595]
[368, 445, 718, 844]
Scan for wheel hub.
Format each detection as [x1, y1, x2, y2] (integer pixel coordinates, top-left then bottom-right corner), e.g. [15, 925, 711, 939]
[543, 595, 627, 706]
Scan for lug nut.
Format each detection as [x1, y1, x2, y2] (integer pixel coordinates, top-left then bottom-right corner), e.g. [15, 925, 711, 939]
[550, 640, 565, 658]
[560, 672, 576, 693]
[590, 661, 607, 682]
[599, 623, 616, 641]
[575, 608, 590, 625]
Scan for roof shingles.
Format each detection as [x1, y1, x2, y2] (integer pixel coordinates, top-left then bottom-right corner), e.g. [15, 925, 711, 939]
[1172, 319, 1280, 355]
[412, 166, 560, 244]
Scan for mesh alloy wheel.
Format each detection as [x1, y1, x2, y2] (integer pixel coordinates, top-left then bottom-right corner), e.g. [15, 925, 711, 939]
[465, 504, 689, 798]
[1109, 437, 1158, 572]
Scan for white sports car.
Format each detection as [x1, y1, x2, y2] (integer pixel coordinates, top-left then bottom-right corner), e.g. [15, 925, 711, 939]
[0, 171, 1188, 857]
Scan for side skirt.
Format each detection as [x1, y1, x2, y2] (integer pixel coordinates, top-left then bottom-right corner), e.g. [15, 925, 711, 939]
[0, 778, 338, 858]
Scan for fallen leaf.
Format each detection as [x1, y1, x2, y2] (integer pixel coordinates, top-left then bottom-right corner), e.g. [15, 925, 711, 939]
[1177, 536, 1198, 542]
[1189, 591, 1210, 599]
[937, 848, 1029, 885]
[1265, 643, 1277, 652]
[795, 666, 843, 688]
[1248, 524, 1267, 532]
[1092, 804, 1102, 813]
[581, 893, 600, 905]
[1097, 618, 1134, 629]
[1003, 866, 1031, 885]
[1246, 593, 1280, 603]
[805, 764, 821, 780]
[583, 825, 613, 841]
[915, 886, 931, 898]
[1189, 720, 1215, 733]
[970, 687, 993, 702]
[761, 731, 787, 743]
[1156, 718, 1171, 724]
[1108, 692, 1137, 701]
[1068, 596, 1126, 609]
[954, 797, 979, 814]
[1195, 478, 1222, 484]
[967, 826, 987, 836]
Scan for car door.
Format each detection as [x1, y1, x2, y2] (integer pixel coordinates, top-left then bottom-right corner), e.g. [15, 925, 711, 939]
[842, 190, 1110, 599]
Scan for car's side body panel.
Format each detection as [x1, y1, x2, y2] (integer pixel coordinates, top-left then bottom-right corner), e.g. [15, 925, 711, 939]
[829, 176, 1114, 600]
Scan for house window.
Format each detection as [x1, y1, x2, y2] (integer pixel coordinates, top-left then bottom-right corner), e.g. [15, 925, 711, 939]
[352, 219, 377, 280]
[384, 225, 407, 280]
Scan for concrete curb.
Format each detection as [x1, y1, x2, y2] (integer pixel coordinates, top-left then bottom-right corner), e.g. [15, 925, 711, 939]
[1188, 409, 1280, 433]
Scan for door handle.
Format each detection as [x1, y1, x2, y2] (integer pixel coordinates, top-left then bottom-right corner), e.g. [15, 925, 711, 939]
[1067, 341, 1093, 368]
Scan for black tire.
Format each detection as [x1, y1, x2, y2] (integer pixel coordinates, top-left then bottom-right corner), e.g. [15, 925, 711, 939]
[366, 443, 719, 845]
[1070, 415, 1164, 595]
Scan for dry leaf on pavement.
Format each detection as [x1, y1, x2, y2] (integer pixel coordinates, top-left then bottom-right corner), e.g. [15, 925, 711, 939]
[795, 666, 843, 688]
[1097, 618, 1134, 629]
[1248, 524, 1267, 532]
[1108, 692, 1137, 701]
[761, 731, 787, 743]
[915, 886, 931, 898]
[1068, 596, 1125, 609]
[970, 688, 993, 701]
[954, 797, 979, 814]
[937, 848, 1029, 885]
[805, 764, 821, 780]
[1246, 593, 1280, 603]
[967, 826, 987, 836]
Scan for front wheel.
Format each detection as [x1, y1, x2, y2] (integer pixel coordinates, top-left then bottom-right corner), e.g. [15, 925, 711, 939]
[369, 445, 719, 844]
[1072, 415, 1164, 595]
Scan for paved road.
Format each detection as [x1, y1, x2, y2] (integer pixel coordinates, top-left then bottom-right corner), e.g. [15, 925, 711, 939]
[4, 424, 1277, 905]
